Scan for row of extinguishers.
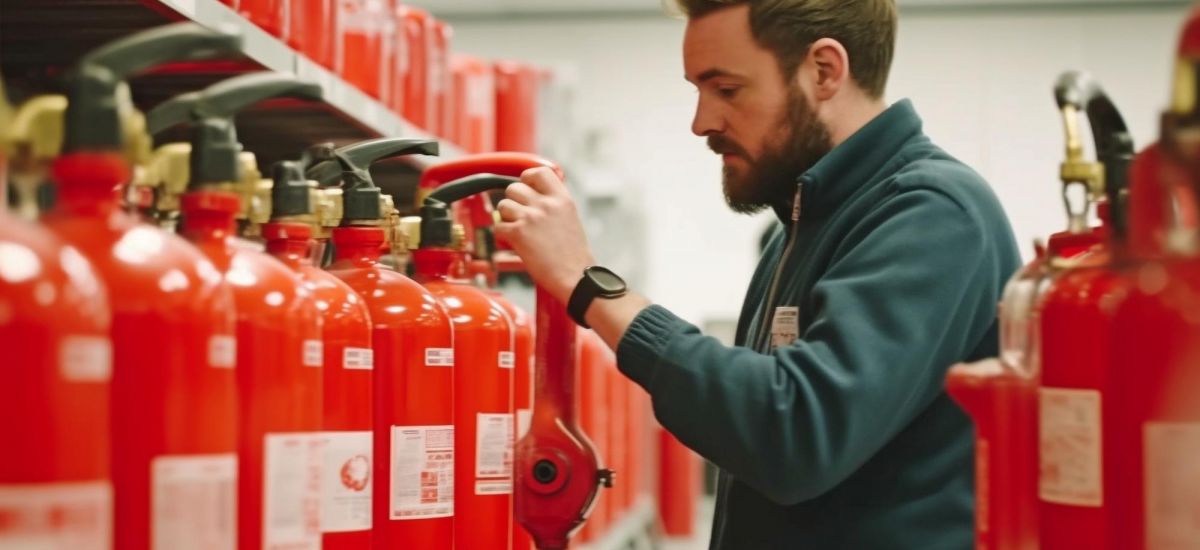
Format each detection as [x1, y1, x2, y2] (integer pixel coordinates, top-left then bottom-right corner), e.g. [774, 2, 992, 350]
[947, 7, 1200, 550]
[0, 22, 622, 550]
[232, 0, 542, 154]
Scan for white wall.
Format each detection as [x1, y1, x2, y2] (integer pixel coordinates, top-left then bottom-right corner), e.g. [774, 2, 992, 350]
[446, 4, 1187, 325]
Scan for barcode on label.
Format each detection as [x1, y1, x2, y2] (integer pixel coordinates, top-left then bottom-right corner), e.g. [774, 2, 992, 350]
[207, 335, 236, 369]
[474, 480, 512, 495]
[59, 336, 113, 382]
[303, 340, 324, 368]
[499, 351, 515, 369]
[425, 348, 454, 367]
[343, 348, 374, 370]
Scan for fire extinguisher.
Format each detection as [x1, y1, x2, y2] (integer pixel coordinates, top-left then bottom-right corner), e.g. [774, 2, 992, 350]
[410, 176, 517, 550]
[459, 227, 537, 550]
[397, 6, 434, 132]
[450, 55, 497, 154]
[37, 23, 244, 550]
[289, 0, 336, 70]
[1036, 72, 1135, 549]
[494, 62, 540, 154]
[262, 158, 374, 549]
[418, 172, 612, 550]
[0, 83, 115, 550]
[1096, 11, 1200, 550]
[313, 137, 456, 550]
[944, 70, 1131, 550]
[337, 0, 394, 104]
[147, 71, 328, 550]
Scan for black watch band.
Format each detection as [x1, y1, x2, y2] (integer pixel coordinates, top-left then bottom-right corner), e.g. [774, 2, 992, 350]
[567, 266, 627, 328]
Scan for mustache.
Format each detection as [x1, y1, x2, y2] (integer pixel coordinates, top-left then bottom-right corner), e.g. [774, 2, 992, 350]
[707, 135, 749, 158]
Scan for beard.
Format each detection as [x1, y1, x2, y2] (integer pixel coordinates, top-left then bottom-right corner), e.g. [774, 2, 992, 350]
[709, 87, 833, 215]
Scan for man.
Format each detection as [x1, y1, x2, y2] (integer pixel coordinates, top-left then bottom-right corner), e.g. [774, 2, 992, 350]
[495, 0, 1021, 547]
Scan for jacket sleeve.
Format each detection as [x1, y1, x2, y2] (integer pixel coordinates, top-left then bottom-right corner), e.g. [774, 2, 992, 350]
[616, 189, 1000, 505]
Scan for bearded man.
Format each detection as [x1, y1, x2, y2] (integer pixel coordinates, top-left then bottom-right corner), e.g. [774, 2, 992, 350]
[495, 1, 1021, 547]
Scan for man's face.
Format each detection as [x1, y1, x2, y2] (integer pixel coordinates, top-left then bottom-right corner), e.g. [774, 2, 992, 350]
[684, 5, 832, 215]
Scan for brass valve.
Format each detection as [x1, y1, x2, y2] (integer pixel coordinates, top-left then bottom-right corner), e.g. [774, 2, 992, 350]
[1058, 104, 1105, 234]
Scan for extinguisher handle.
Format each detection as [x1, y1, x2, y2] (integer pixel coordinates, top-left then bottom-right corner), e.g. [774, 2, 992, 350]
[1054, 71, 1134, 159]
[63, 22, 244, 153]
[146, 72, 324, 135]
[329, 137, 441, 189]
[425, 173, 519, 207]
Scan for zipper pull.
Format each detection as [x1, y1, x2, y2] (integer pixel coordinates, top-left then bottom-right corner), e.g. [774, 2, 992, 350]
[791, 181, 804, 222]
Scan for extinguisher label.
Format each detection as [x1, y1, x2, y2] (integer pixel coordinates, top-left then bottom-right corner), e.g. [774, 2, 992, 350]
[475, 480, 513, 495]
[1038, 388, 1103, 506]
[1145, 422, 1200, 549]
[263, 433, 324, 550]
[499, 351, 516, 369]
[390, 425, 455, 520]
[342, 347, 374, 370]
[425, 348, 455, 367]
[59, 335, 113, 382]
[151, 454, 237, 550]
[207, 335, 236, 369]
[0, 480, 112, 550]
[302, 340, 324, 368]
[320, 431, 372, 533]
[475, 413, 513, 494]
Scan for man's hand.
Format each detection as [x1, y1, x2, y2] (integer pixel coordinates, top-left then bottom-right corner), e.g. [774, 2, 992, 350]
[494, 167, 596, 304]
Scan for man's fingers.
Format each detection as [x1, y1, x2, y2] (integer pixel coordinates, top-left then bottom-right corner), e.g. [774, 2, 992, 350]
[496, 198, 534, 222]
[505, 182, 539, 206]
[521, 167, 566, 196]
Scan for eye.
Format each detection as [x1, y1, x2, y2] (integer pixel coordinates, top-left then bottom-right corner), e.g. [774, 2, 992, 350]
[717, 86, 740, 99]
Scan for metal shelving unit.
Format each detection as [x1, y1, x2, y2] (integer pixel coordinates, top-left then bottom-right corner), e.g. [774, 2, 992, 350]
[1, 0, 464, 210]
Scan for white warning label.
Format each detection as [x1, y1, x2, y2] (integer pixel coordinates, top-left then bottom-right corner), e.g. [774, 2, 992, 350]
[59, 336, 113, 382]
[1145, 423, 1200, 550]
[263, 433, 323, 550]
[320, 431, 372, 533]
[1039, 388, 1103, 506]
[475, 413, 513, 494]
[152, 454, 236, 550]
[303, 340, 324, 368]
[425, 348, 454, 367]
[499, 351, 515, 369]
[207, 335, 236, 369]
[342, 347, 374, 370]
[0, 480, 112, 550]
[391, 425, 454, 520]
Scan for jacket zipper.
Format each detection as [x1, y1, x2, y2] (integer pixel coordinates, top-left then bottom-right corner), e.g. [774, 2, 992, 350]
[753, 178, 806, 352]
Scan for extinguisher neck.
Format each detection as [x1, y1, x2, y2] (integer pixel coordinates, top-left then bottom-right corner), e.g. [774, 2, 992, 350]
[412, 247, 458, 281]
[50, 152, 131, 215]
[178, 190, 240, 240]
[262, 221, 314, 269]
[331, 226, 386, 264]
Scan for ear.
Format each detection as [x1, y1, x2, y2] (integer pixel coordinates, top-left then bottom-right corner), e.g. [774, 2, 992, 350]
[804, 37, 850, 101]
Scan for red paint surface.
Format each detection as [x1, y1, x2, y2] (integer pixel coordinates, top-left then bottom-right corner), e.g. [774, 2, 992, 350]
[414, 247, 514, 550]
[44, 153, 237, 550]
[265, 222, 373, 549]
[327, 226, 455, 549]
[179, 192, 322, 550]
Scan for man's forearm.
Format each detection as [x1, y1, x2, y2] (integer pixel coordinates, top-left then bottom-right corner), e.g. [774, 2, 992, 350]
[584, 292, 652, 352]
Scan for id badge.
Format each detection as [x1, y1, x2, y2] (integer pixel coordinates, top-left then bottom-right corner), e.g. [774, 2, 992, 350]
[769, 306, 800, 351]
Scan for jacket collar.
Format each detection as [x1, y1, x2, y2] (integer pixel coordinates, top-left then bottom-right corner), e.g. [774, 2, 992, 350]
[772, 99, 924, 224]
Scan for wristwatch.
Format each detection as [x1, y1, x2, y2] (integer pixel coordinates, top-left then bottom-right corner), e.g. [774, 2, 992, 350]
[567, 266, 628, 328]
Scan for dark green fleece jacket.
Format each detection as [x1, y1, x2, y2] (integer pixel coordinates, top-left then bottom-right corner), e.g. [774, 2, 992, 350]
[616, 100, 1021, 549]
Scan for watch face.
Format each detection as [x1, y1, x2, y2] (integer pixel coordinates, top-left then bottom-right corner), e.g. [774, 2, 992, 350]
[588, 266, 627, 294]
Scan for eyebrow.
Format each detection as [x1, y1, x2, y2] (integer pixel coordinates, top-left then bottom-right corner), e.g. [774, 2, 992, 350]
[687, 68, 741, 84]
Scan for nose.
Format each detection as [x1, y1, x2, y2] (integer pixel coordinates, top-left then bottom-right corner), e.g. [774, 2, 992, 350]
[691, 94, 724, 137]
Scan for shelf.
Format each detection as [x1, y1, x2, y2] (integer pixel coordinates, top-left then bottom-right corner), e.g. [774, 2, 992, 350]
[0, 0, 462, 212]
